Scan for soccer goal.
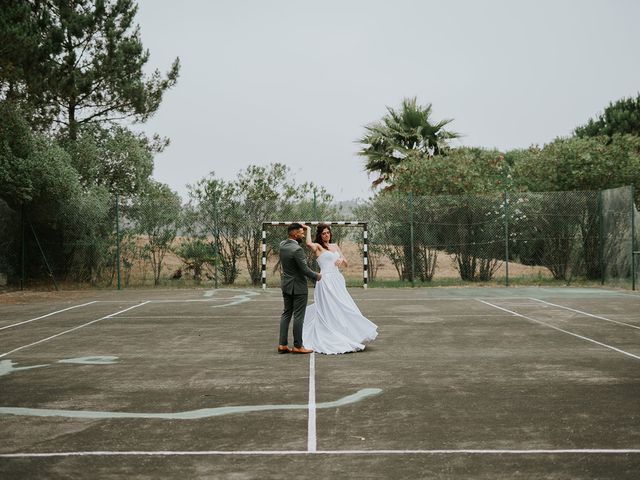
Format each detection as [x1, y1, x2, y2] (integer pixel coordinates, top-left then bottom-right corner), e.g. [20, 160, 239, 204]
[261, 221, 369, 289]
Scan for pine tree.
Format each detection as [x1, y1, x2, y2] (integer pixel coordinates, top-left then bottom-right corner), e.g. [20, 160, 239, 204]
[0, 0, 180, 139]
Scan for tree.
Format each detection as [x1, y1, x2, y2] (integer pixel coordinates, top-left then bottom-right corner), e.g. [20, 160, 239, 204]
[393, 147, 509, 196]
[366, 147, 507, 283]
[0, 101, 82, 211]
[187, 175, 243, 285]
[357, 97, 459, 190]
[0, 100, 37, 206]
[63, 124, 161, 195]
[130, 181, 182, 286]
[279, 182, 335, 221]
[59, 185, 115, 285]
[0, 0, 180, 140]
[510, 135, 640, 196]
[507, 137, 640, 281]
[235, 164, 297, 286]
[187, 167, 337, 286]
[0, 1, 53, 128]
[575, 93, 640, 138]
[1, 2, 179, 288]
[353, 194, 408, 281]
[0, 104, 79, 285]
[172, 238, 216, 283]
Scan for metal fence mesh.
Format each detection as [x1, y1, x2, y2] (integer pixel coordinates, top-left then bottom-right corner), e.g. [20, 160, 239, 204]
[1, 186, 637, 290]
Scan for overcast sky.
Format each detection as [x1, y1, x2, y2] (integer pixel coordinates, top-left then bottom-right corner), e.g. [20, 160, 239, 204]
[135, 0, 640, 201]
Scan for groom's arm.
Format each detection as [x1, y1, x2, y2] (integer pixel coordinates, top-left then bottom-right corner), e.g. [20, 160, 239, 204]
[293, 247, 321, 281]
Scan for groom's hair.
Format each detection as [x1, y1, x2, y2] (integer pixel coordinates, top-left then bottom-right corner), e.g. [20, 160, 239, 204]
[288, 222, 304, 233]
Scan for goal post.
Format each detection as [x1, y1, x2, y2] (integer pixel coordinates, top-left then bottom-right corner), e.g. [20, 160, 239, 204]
[261, 221, 369, 289]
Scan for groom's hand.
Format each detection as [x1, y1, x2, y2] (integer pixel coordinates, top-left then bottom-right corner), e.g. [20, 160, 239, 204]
[316, 273, 322, 281]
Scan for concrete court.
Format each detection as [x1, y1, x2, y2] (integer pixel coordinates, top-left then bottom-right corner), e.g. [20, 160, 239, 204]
[1, 286, 639, 479]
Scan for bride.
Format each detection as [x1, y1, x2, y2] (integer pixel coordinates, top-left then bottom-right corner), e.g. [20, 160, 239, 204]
[301, 224, 378, 354]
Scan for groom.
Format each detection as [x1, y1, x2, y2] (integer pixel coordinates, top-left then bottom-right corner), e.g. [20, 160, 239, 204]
[278, 223, 321, 354]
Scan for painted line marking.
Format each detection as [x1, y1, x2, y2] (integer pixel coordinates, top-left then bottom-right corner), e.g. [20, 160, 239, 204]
[535, 287, 640, 298]
[0, 360, 49, 377]
[113, 314, 515, 320]
[2, 449, 640, 458]
[214, 297, 561, 303]
[478, 300, 640, 361]
[115, 315, 272, 319]
[0, 302, 150, 359]
[529, 298, 640, 330]
[79, 290, 260, 305]
[1, 357, 119, 379]
[378, 314, 514, 318]
[0, 388, 381, 419]
[308, 353, 317, 453]
[0, 302, 98, 331]
[58, 356, 118, 365]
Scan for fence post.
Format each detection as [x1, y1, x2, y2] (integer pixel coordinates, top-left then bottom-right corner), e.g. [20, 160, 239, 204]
[504, 191, 509, 287]
[598, 190, 604, 285]
[632, 186, 636, 291]
[363, 223, 368, 289]
[409, 192, 415, 287]
[29, 222, 58, 291]
[115, 193, 121, 290]
[20, 201, 25, 290]
[313, 190, 318, 220]
[212, 191, 219, 289]
[261, 224, 267, 290]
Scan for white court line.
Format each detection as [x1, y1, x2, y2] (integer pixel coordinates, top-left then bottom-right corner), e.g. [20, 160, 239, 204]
[0, 302, 150, 359]
[2, 449, 639, 458]
[335, 297, 532, 302]
[529, 298, 640, 331]
[116, 315, 272, 319]
[308, 353, 317, 453]
[114, 314, 514, 320]
[228, 297, 553, 303]
[479, 300, 640, 361]
[86, 300, 243, 304]
[0, 302, 97, 331]
[536, 287, 640, 298]
[348, 296, 627, 302]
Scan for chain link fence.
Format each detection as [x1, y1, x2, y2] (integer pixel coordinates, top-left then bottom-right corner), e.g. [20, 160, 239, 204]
[1, 186, 638, 290]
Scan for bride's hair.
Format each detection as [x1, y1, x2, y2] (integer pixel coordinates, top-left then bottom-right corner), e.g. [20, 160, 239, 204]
[314, 224, 332, 249]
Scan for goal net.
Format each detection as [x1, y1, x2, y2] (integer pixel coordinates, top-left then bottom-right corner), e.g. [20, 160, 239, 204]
[261, 221, 369, 289]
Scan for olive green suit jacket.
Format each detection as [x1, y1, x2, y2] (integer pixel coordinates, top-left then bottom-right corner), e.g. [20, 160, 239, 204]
[279, 239, 319, 295]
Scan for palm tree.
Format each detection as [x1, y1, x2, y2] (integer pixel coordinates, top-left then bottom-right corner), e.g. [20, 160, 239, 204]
[357, 97, 459, 190]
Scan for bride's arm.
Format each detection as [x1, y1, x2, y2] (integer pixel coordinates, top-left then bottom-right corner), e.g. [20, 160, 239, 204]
[304, 224, 320, 253]
[335, 245, 348, 268]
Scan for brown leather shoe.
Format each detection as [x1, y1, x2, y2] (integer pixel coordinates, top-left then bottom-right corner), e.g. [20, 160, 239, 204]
[277, 345, 292, 354]
[292, 346, 313, 354]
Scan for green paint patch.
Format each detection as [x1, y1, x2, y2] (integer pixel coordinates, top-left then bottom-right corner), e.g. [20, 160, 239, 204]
[58, 356, 119, 365]
[203, 289, 261, 307]
[1, 356, 118, 378]
[0, 360, 49, 378]
[0, 388, 382, 420]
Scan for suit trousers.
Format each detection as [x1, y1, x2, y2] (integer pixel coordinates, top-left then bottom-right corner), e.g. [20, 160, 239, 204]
[279, 292, 308, 347]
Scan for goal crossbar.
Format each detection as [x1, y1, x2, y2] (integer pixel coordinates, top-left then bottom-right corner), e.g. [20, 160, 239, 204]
[261, 221, 369, 289]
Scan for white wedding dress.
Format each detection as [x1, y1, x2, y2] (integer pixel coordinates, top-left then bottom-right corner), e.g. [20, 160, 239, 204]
[302, 250, 378, 354]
